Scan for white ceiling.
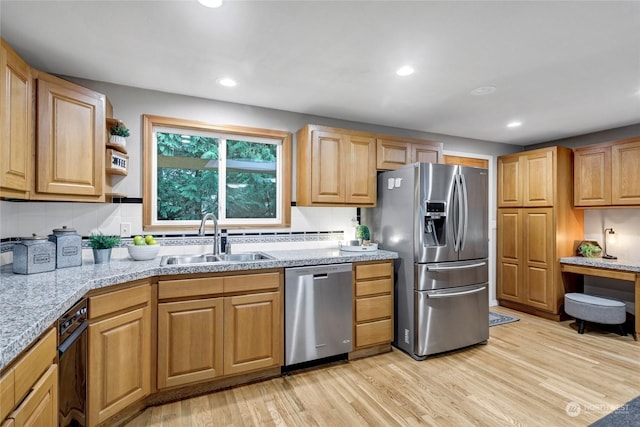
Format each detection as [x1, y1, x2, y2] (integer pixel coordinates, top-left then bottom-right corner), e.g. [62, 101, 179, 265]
[1, 0, 639, 146]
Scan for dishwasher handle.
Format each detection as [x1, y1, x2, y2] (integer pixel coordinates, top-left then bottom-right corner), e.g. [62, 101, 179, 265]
[313, 274, 328, 279]
[58, 321, 88, 357]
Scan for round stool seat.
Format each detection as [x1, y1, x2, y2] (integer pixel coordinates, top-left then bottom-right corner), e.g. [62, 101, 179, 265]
[564, 293, 626, 335]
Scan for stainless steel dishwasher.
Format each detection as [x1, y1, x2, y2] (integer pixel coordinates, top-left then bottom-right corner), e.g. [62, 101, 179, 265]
[285, 263, 353, 366]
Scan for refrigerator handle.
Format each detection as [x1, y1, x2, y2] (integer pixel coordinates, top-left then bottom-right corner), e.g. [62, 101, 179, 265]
[427, 261, 486, 271]
[460, 173, 469, 251]
[427, 286, 486, 298]
[454, 174, 464, 252]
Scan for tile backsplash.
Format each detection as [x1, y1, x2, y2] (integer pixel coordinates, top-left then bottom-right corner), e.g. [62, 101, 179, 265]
[0, 200, 358, 265]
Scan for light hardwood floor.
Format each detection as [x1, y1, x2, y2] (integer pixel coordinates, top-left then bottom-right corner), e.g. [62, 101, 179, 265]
[126, 307, 639, 426]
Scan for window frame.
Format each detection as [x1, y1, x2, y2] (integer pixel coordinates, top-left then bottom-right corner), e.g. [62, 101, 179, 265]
[142, 114, 291, 231]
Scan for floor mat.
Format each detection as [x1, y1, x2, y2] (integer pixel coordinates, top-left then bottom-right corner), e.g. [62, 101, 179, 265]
[489, 311, 519, 327]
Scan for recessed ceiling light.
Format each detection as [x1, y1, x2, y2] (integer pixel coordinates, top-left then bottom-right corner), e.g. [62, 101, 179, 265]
[396, 66, 414, 77]
[507, 121, 522, 128]
[198, 0, 222, 8]
[217, 77, 237, 87]
[470, 86, 497, 96]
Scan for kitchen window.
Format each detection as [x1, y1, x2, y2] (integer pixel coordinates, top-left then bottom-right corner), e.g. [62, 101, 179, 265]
[142, 115, 291, 231]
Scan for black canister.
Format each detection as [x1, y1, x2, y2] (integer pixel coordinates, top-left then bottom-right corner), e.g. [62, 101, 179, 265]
[13, 234, 56, 274]
[48, 226, 83, 268]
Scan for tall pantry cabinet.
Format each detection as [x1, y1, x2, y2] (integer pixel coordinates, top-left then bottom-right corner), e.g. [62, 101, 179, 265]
[497, 146, 583, 320]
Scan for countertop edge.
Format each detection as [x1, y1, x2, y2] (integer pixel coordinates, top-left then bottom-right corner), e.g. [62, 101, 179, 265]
[0, 250, 397, 371]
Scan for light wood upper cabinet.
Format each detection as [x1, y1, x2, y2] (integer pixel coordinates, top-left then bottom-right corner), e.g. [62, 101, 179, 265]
[574, 145, 611, 206]
[35, 71, 105, 201]
[0, 39, 32, 199]
[574, 137, 640, 207]
[498, 148, 554, 207]
[611, 139, 640, 205]
[297, 125, 376, 206]
[376, 137, 442, 170]
[88, 283, 151, 425]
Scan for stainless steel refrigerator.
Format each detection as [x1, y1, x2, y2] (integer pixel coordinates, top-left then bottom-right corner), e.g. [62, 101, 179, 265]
[363, 162, 489, 359]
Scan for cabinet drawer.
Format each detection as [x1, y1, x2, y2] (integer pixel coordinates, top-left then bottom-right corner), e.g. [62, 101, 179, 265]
[10, 364, 57, 426]
[223, 272, 280, 293]
[89, 283, 150, 318]
[0, 370, 14, 420]
[355, 319, 393, 348]
[13, 328, 55, 404]
[356, 295, 392, 322]
[355, 278, 392, 297]
[355, 262, 392, 281]
[158, 277, 224, 300]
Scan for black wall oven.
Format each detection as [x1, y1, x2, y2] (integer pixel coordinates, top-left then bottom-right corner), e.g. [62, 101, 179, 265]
[58, 298, 87, 427]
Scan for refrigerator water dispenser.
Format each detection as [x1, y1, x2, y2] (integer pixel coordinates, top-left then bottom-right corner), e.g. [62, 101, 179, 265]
[424, 201, 446, 246]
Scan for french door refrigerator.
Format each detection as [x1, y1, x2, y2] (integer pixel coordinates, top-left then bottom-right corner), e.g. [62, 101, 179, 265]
[363, 162, 489, 359]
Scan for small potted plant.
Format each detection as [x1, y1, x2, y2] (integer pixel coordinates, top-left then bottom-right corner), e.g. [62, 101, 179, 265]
[89, 233, 121, 264]
[356, 224, 371, 246]
[109, 122, 130, 148]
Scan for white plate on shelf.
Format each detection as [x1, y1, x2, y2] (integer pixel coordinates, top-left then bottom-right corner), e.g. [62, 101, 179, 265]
[340, 243, 378, 252]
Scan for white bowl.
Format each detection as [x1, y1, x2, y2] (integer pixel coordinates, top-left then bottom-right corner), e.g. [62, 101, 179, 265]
[127, 244, 160, 261]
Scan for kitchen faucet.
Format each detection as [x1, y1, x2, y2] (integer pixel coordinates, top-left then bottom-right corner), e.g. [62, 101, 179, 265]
[198, 213, 219, 255]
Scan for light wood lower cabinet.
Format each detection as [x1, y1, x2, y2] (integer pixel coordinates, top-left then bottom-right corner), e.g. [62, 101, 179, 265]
[353, 261, 394, 350]
[498, 208, 560, 314]
[223, 292, 281, 375]
[9, 365, 57, 427]
[88, 283, 151, 426]
[157, 298, 224, 389]
[1, 328, 57, 427]
[156, 271, 283, 390]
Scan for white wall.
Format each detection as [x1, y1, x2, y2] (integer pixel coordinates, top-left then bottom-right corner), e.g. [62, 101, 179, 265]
[1, 78, 520, 276]
[581, 209, 639, 314]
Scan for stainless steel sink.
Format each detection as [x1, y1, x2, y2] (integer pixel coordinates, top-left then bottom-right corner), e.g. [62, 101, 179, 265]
[216, 252, 274, 262]
[160, 252, 274, 266]
[160, 254, 219, 266]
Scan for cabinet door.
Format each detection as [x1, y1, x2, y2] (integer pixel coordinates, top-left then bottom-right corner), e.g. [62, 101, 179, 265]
[88, 305, 150, 425]
[574, 146, 611, 206]
[157, 298, 224, 389]
[0, 41, 32, 198]
[36, 73, 104, 199]
[10, 365, 57, 427]
[223, 292, 281, 375]
[497, 209, 522, 302]
[344, 134, 376, 205]
[310, 130, 344, 203]
[612, 140, 640, 205]
[497, 155, 521, 207]
[523, 208, 554, 311]
[522, 150, 554, 206]
[411, 144, 440, 164]
[376, 138, 410, 170]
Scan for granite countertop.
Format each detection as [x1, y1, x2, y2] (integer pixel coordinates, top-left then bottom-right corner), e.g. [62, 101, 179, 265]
[0, 248, 397, 371]
[560, 256, 640, 273]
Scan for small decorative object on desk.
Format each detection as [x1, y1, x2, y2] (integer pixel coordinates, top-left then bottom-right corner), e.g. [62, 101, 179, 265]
[576, 240, 602, 258]
[89, 233, 121, 264]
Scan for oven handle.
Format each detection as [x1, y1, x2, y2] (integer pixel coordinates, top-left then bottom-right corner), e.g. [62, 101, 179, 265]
[58, 321, 88, 357]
